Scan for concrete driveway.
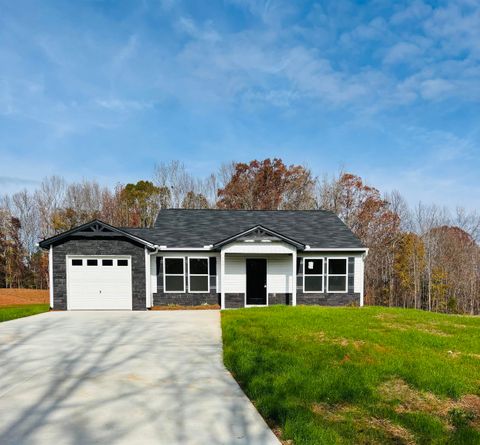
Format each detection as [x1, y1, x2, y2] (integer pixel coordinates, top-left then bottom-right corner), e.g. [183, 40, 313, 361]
[0, 311, 280, 445]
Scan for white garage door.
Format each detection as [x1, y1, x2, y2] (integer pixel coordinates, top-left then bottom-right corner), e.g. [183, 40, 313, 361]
[67, 256, 133, 310]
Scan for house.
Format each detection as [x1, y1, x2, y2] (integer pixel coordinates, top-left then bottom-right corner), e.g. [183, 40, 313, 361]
[38, 209, 368, 310]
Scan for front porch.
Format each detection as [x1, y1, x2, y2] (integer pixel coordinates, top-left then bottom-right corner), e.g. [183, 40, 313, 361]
[220, 240, 297, 309]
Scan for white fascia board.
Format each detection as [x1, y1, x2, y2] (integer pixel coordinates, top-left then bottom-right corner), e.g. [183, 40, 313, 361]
[304, 247, 368, 252]
[158, 246, 213, 251]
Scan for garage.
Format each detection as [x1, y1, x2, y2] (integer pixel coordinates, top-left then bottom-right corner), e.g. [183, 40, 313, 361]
[67, 256, 133, 310]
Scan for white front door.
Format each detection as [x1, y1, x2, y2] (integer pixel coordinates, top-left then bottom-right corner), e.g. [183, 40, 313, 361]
[67, 256, 132, 310]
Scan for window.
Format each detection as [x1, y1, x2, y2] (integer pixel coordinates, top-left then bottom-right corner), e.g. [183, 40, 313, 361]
[164, 258, 185, 292]
[87, 259, 98, 266]
[303, 258, 323, 292]
[117, 259, 128, 266]
[327, 258, 348, 292]
[189, 258, 209, 293]
[102, 259, 113, 266]
[72, 259, 82, 266]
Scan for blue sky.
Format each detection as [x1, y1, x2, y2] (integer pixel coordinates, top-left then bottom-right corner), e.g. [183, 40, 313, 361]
[0, 0, 479, 209]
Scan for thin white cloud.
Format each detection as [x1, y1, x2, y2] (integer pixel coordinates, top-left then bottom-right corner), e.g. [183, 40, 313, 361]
[390, 0, 432, 25]
[95, 98, 152, 112]
[113, 34, 138, 67]
[383, 42, 423, 65]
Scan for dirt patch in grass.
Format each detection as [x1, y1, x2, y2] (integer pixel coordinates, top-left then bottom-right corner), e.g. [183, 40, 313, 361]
[312, 403, 415, 444]
[380, 321, 452, 337]
[151, 304, 220, 311]
[0, 288, 49, 307]
[380, 378, 480, 430]
[374, 312, 399, 321]
[381, 322, 409, 332]
[380, 379, 445, 415]
[271, 427, 293, 445]
[457, 395, 480, 429]
[366, 417, 416, 445]
[413, 323, 452, 337]
[308, 331, 366, 349]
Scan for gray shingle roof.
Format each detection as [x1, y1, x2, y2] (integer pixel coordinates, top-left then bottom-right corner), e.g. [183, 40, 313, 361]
[123, 209, 364, 250]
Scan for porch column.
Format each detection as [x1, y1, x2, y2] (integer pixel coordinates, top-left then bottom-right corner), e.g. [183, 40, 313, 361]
[220, 249, 225, 309]
[292, 250, 297, 306]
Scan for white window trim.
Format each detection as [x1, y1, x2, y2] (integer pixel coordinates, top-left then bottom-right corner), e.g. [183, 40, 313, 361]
[163, 257, 186, 293]
[303, 257, 324, 293]
[188, 256, 210, 293]
[327, 257, 348, 293]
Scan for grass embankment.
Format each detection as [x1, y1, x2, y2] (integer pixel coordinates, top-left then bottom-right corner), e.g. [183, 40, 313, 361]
[222, 306, 480, 444]
[0, 304, 50, 323]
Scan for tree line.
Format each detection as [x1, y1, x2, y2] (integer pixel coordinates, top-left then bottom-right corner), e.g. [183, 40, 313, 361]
[1, 158, 479, 314]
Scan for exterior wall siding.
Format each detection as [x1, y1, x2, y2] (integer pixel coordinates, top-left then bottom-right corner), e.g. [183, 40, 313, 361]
[51, 242, 364, 310]
[153, 254, 220, 306]
[153, 293, 219, 306]
[354, 256, 364, 294]
[268, 256, 293, 294]
[223, 256, 246, 294]
[52, 237, 147, 311]
[296, 255, 361, 306]
[296, 292, 360, 306]
[225, 293, 244, 308]
[269, 293, 292, 305]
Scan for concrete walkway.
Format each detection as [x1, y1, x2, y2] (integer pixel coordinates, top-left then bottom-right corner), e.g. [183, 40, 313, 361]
[0, 311, 280, 445]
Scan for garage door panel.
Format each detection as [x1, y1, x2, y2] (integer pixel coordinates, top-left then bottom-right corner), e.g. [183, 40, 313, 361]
[67, 256, 133, 310]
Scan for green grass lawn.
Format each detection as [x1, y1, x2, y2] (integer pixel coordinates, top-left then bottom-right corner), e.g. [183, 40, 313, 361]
[0, 304, 49, 323]
[222, 306, 480, 445]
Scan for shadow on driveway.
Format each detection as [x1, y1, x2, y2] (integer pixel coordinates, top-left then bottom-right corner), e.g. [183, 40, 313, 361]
[0, 311, 280, 445]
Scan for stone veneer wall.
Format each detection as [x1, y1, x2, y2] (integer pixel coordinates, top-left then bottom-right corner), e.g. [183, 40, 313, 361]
[52, 237, 146, 310]
[153, 256, 220, 306]
[295, 256, 360, 306]
[268, 293, 292, 305]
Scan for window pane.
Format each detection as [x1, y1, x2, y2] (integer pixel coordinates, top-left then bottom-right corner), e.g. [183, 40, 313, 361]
[117, 259, 128, 266]
[87, 259, 98, 266]
[189, 258, 208, 275]
[165, 275, 184, 292]
[305, 276, 323, 292]
[305, 259, 323, 275]
[190, 276, 209, 292]
[165, 258, 183, 274]
[329, 259, 347, 275]
[328, 276, 347, 292]
[72, 259, 82, 266]
[102, 259, 113, 266]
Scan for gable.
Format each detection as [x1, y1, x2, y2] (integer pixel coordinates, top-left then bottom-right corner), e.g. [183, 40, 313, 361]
[39, 219, 155, 250]
[213, 225, 304, 249]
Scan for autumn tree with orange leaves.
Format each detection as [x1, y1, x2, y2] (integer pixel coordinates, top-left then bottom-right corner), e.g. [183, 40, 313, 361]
[217, 159, 316, 210]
